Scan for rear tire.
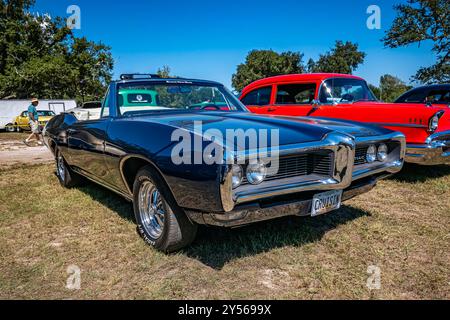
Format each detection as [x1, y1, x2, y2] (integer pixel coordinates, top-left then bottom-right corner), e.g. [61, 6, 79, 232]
[55, 149, 83, 188]
[5, 123, 15, 132]
[133, 166, 197, 252]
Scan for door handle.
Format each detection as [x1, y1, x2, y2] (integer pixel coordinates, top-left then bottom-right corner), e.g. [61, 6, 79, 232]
[267, 107, 277, 112]
[67, 129, 77, 134]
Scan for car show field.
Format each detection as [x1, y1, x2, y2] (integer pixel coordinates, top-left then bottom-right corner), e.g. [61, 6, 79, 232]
[0, 0, 449, 308]
[0, 130, 448, 299]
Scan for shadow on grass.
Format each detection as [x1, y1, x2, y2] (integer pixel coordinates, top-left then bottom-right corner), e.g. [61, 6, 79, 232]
[185, 206, 370, 269]
[75, 179, 135, 223]
[74, 177, 371, 269]
[389, 163, 450, 183]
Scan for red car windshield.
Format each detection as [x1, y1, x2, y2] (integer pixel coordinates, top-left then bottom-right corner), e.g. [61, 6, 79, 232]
[319, 78, 377, 104]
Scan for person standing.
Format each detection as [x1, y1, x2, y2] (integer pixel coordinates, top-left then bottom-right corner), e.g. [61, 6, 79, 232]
[24, 98, 43, 146]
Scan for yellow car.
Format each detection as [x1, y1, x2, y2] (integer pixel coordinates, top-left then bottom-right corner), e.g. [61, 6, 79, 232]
[12, 110, 56, 132]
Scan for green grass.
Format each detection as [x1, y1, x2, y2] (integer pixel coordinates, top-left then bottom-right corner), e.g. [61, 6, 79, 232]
[0, 163, 449, 299]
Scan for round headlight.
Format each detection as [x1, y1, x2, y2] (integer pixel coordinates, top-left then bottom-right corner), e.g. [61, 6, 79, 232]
[246, 162, 267, 185]
[366, 145, 377, 163]
[429, 115, 439, 131]
[377, 144, 388, 162]
[231, 165, 243, 189]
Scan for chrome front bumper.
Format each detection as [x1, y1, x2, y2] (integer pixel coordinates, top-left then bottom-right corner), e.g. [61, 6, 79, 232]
[187, 176, 380, 227]
[405, 131, 450, 165]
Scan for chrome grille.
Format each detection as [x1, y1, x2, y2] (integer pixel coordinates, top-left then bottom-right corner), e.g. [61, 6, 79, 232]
[355, 146, 369, 165]
[242, 152, 333, 185]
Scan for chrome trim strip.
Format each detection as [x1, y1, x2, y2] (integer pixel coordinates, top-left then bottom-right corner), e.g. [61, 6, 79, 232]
[425, 130, 450, 144]
[353, 160, 404, 180]
[72, 167, 133, 201]
[369, 122, 428, 129]
[355, 132, 406, 147]
[118, 154, 174, 197]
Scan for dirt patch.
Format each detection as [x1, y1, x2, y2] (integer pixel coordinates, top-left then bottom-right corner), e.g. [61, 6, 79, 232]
[0, 138, 53, 168]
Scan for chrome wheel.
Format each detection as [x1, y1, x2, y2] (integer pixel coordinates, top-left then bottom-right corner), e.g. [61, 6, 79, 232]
[138, 181, 166, 239]
[57, 154, 65, 182]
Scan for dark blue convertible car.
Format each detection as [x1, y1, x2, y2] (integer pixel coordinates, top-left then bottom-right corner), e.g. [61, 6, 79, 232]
[43, 74, 406, 252]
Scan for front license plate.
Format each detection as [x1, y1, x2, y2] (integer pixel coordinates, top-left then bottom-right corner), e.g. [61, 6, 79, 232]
[311, 190, 343, 217]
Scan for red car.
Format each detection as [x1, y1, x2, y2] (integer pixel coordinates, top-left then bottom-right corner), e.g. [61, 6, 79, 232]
[240, 73, 450, 165]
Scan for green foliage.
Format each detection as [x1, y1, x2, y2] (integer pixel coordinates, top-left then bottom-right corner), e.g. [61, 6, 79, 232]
[232, 50, 305, 91]
[156, 65, 173, 78]
[383, 0, 449, 84]
[0, 0, 113, 101]
[368, 84, 381, 100]
[370, 74, 413, 102]
[307, 41, 366, 74]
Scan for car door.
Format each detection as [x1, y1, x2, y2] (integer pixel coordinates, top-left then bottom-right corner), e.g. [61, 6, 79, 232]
[264, 82, 321, 117]
[66, 118, 110, 180]
[66, 92, 111, 180]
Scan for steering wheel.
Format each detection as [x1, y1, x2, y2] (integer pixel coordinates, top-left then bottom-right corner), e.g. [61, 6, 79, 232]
[189, 104, 222, 110]
[339, 94, 354, 102]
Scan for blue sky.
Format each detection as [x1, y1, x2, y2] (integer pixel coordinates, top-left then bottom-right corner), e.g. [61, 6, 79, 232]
[34, 0, 436, 89]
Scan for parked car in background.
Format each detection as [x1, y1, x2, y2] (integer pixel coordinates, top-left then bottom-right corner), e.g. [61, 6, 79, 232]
[43, 75, 405, 252]
[395, 84, 450, 106]
[69, 101, 102, 121]
[1, 99, 76, 131]
[240, 74, 449, 165]
[7, 110, 55, 132]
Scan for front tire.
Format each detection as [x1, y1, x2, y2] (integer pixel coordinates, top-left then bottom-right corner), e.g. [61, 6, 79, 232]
[55, 149, 83, 188]
[133, 166, 197, 252]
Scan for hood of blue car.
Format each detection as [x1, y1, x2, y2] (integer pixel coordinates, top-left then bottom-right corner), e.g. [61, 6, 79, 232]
[130, 111, 338, 147]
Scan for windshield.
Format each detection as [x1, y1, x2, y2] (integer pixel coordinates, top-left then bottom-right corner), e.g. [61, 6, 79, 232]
[37, 111, 55, 117]
[117, 81, 247, 116]
[319, 78, 377, 104]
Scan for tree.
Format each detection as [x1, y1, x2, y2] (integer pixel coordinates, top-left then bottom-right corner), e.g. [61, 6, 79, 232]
[67, 37, 113, 101]
[376, 74, 413, 102]
[308, 41, 366, 74]
[232, 50, 305, 91]
[156, 65, 173, 78]
[0, 0, 113, 101]
[383, 0, 449, 84]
